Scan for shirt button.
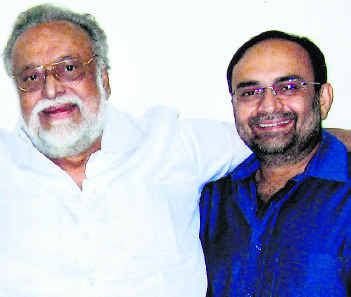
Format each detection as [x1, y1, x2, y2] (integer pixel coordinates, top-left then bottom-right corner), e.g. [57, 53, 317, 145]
[255, 244, 263, 252]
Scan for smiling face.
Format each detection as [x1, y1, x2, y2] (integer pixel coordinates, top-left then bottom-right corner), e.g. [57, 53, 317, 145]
[12, 21, 109, 158]
[231, 39, 332, 164]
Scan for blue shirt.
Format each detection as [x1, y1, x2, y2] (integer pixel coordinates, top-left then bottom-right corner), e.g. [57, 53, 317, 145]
[200, 131, 351, 297]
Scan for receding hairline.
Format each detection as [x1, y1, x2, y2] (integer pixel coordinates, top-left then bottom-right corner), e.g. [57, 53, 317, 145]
[231, 38, 315, 85]
[13, 20, 94, 50]
[3, 4, 110, 77]
[11, 20, 95, 69]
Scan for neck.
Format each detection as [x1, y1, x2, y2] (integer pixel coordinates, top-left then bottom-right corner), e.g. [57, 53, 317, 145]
[50, 137, 102, 189]
[256, 143, 320, 202]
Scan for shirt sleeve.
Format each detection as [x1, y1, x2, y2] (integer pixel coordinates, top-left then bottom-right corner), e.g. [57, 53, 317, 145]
[179, 117, 251, 186]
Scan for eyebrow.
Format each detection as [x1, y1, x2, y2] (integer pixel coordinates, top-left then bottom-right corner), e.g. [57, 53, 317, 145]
[235, 80, 260, 89]
[14, 62, 42, 74]
[54, 55, 77, 63]
[235, 75, 305, 90]
[17, 55, 77, 73]
[275, 75, 305, 83]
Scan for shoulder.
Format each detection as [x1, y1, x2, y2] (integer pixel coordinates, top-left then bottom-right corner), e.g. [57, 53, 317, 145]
[139, 106, 181, 133]
[138, 106, 236, 138]
[200, 153, 257, 202]
[0, 129, 20, 153]
[121, 105, 243, 152]
[112, 105, 181, 137]
[103, 105, 182, 150]
[201, 173, 234, 199]
[0, 129, 24, 165]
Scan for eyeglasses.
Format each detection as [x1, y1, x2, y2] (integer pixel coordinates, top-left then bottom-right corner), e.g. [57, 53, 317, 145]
[232, 79, 321, 102]
[14, 56, 97, 92]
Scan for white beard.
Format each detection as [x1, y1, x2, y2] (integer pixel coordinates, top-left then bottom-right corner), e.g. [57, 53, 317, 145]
[21, 80, 107, 159]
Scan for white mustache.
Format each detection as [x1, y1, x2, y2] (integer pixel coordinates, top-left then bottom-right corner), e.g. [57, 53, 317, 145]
[31, 96, 83, 116]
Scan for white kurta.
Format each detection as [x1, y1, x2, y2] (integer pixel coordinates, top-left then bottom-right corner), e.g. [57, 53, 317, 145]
[0, 104, 250, 297]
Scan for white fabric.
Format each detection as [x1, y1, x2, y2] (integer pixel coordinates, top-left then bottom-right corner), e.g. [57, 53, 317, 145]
[0, 103, 250, 297]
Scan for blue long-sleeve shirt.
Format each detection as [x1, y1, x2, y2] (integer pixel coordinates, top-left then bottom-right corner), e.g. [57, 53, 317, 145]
[200, 131, 351, 297]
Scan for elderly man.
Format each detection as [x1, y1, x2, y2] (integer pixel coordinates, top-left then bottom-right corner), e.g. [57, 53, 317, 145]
[0, 4, 251, 297]
[200, 30, 351, 297]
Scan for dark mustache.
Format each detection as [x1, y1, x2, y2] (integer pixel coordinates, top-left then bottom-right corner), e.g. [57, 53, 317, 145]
[249, 112, 296, 125]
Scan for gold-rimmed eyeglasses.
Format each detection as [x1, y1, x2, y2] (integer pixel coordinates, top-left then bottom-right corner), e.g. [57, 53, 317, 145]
[14, 55, 97, 92]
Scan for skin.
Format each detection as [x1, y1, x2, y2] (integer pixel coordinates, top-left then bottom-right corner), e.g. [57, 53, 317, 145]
[231, 39, 333, 201]
[11, 21, 110, 188]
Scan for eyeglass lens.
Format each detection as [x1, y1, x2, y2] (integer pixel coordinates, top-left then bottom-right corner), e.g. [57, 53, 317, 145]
[16, 58, 87, 92]
[235, 80, 307, 101]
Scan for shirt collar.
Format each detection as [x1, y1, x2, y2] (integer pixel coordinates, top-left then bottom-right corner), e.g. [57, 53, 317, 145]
[100, 102, 144, 156]
[230, 153, 260, 181]
[231, 130, 349, 183]
[301, 130, 348, 182]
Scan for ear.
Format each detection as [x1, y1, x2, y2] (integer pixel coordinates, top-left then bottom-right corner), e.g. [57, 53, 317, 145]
[318, 83, 333, 120]
[102, 68, 111, 98]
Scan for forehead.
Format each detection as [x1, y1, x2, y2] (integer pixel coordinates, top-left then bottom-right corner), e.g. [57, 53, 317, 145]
[232, 39, 314, 86]
[12, 21, 93, 68]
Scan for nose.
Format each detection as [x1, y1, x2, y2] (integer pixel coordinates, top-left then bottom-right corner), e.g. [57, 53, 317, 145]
[256, 87, 283, 113]
[41, 71, 65, 99]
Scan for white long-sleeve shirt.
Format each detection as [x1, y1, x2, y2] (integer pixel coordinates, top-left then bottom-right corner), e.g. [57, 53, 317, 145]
[0, 104, 250, 297]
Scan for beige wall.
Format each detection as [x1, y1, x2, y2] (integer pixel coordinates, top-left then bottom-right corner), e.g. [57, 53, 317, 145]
[1, 0, 350, 129]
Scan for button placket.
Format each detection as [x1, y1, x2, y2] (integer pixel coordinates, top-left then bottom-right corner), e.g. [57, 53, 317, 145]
[255, 243, 263, 253]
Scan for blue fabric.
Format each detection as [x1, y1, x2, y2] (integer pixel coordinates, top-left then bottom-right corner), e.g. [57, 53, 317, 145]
[200, 131, 351, 297]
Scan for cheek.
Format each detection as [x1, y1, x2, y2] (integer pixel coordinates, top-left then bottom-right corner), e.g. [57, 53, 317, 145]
[289, 100, 315, 126]
[74, 78, 101, 112]
[81, 70, 99, 93]
[20, 94, 39, 122]
[233, 103, 253, 126]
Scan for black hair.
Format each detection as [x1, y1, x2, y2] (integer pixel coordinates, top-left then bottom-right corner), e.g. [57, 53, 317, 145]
[226, 30, 327, 94]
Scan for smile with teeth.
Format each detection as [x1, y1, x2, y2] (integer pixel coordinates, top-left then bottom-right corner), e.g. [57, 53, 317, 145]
[258, 119, 291, 128]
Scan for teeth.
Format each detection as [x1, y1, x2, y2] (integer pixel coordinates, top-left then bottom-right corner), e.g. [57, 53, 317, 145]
[259, 120, 290, 128]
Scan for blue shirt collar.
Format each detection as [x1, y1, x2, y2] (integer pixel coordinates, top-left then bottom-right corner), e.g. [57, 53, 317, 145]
[231, 130, 349, 183]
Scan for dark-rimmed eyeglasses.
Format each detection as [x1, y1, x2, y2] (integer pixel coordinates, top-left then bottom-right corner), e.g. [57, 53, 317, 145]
[14, 56, 97, 92]
[232, 79, 321, 102]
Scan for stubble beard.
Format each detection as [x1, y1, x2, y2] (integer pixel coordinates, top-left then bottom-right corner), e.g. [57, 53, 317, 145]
[236, 98, 322, 167]
[21, 78, 107, 159]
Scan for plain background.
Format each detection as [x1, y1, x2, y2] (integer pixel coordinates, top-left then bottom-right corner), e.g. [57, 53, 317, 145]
[0, 0, 350, 130]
